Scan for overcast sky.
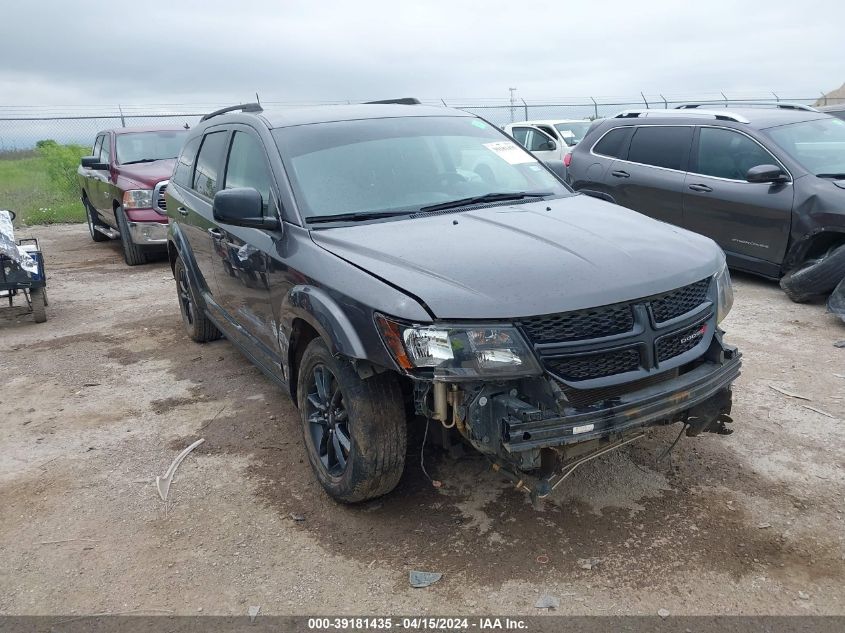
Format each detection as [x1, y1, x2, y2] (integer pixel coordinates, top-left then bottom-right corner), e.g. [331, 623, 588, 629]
[0, 0, 843, 109]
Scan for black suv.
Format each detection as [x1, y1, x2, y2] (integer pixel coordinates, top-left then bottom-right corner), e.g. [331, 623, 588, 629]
[165, 101, 741, 503]
[567, 104, 845, 303]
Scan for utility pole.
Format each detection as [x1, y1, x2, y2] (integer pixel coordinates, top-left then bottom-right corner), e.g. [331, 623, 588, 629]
[509, 87, 517, 122]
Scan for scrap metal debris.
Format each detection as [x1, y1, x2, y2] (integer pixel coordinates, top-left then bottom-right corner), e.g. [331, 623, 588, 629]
[534, 595, 560, 610]
[658, 608, 670, 619]
[834, 341, 845, 349]
[409, 570, 442, 588]
[768, 385, 811, 401]
[757, 522, 772, 529]
[248, 606, 260, 623]
[155, 438, 205, 502]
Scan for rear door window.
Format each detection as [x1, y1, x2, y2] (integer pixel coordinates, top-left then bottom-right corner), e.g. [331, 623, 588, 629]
[627, 126, 693, 171]
[172, 136, 201, 188]
[694, 127, 776, 180]
[510, 127, 530, 146]
[592, 127, 630, 158]
[193, 131, 229, 198]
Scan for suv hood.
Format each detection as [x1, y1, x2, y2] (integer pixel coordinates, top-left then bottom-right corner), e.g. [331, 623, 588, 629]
[311, 195, 724, 320]
[115, 159, 175, 188]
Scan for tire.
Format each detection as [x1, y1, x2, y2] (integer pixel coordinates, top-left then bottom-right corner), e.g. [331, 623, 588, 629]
[30, 287, 46, 323]
[296, 338, 407, 503]
[84, 197, 109, 242]
[115, 206, 148, 266]
[780, 244, 845, 302]
[173, 255, 221, 343]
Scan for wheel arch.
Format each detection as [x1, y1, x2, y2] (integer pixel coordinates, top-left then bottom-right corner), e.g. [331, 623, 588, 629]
[784, 228, 845, 273]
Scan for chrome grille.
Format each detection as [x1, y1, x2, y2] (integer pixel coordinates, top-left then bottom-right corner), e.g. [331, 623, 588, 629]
[153, 180, 168, 215]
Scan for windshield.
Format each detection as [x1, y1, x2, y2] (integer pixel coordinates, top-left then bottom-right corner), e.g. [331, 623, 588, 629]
[764, 118, 845, 176]
[115, 131, 187, 164]
[272, 116, 569, 221]
[553, 121, 592, 146]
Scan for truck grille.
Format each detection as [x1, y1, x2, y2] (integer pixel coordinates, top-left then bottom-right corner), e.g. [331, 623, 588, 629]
[521, 304, 634, 343]
[651, 278, 710, 323]
[545, 348, 640, 381]
[153, 181, 168, 215]
[521, 278, 713, 383]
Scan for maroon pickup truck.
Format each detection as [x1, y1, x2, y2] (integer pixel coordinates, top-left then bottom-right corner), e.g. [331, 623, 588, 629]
[78, 127, 187, 265]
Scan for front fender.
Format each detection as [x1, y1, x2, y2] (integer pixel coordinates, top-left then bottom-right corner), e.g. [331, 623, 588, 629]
[281, 285, 369, 360]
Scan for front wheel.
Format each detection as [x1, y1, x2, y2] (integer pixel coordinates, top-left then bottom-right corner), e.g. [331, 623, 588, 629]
[115, 206, 148, 266]
[780, 244, 845, 302]
[296, 338, 407, 503]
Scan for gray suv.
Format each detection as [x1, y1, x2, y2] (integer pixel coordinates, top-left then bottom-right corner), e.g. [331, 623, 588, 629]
[567, 104, 845, 302]
[165, 101, 741, 503]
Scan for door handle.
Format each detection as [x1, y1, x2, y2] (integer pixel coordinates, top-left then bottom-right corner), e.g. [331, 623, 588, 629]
[177, 207, 189, 216]
[207, 228, 223, 238]
[611, 170, 630, 178]
[688, 184, 713, 193]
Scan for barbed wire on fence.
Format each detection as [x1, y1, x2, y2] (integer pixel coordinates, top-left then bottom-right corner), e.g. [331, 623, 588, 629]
[1, 93, 843, 150]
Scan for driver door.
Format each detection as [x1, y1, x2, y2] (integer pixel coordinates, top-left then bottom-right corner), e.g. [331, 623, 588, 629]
[510, 125, 559, 162]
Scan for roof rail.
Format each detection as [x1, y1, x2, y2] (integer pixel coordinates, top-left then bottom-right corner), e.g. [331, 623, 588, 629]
[614, 109, 750, 124]
[676, 102, 818, 112]
[200, 102, 263, 122]
[363, 97, 421, 105]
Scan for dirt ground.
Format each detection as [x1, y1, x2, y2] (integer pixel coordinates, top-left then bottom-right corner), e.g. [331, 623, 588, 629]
[1, 224, 844, 617]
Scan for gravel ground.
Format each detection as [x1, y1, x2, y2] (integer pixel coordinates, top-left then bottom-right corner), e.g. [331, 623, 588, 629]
[1, 224, 844, 616]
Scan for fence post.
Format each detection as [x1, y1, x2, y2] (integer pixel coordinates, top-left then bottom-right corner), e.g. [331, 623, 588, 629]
[659, 94, 668, 109]
[721, 92, 728, 107]
[441, 99, 447, 107]
[118, 105, 126, 127]
[590, 96, 598, 120]
[771, 91, 780, 102]
[640, 92, 649, 109]
[820, 91, 827, 106]
[521, 98, 528, 121]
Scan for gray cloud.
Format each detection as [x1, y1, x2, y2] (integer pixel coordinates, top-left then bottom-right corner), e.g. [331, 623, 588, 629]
[0, 0, 843, 108]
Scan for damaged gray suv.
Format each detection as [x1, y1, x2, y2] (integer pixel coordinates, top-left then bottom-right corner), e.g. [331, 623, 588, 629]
[166, 100, 742, 503]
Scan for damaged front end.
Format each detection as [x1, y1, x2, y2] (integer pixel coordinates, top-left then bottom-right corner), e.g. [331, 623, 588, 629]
[377, 271, 742, 500]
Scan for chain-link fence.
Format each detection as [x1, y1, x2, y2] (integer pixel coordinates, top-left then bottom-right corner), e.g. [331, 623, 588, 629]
[1, 94, 843, 150]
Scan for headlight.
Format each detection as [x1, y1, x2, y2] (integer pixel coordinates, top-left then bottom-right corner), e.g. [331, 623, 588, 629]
[714, 261, 734, 324]
[122, 189, 153, 210]
[375, 315, 542, 379]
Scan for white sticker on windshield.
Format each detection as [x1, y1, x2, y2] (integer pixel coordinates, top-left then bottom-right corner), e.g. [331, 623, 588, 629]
[483, 141, 537, 165]
[559, 130, 575, 138]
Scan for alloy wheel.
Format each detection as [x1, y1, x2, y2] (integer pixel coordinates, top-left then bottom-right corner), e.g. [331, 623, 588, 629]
[305, 364, 350, 477]
[177, 266, 195, 326]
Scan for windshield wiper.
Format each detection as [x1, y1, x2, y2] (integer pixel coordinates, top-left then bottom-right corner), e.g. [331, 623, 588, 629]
[305, 210, 413, 224]
[418, 192, 553, 213]
[817, 173, 845, 180]
[121, 158, 170, 165]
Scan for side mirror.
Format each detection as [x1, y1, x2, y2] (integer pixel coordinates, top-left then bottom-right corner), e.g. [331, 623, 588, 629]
[538, 140, 557, 152]
[212, 187, 280, 230]
[746, 164, 788, 183]
[81, 156, 109, 170]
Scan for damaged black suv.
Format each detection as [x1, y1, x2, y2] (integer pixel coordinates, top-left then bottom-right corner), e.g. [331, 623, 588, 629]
[165, 101, 741, 503]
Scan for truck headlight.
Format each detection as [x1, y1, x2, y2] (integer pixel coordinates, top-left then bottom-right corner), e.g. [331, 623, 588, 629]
[714, 261, 734, 324]
[122, 189, 153, 210]
[376, 315, 542, 379]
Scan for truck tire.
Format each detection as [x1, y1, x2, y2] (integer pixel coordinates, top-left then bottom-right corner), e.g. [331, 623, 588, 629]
[173, 255, 221, 343]
[296, 338, 407, 503]
[780, 244, 845, 303]
[115, 206, 148, 266]
[30, 287, 47, 323]
[84, 197, 109, 243]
